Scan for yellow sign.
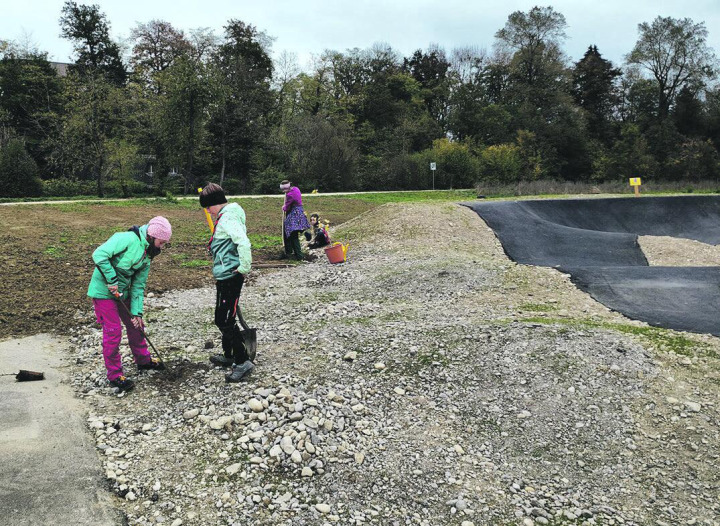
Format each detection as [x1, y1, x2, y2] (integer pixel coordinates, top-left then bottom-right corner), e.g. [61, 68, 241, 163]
[629, 177, 642, 186]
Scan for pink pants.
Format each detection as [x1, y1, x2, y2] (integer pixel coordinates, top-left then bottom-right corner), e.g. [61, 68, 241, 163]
[93, 298, 152, 380]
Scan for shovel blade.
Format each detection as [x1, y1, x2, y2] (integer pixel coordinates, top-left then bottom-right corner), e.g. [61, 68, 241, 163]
[241, 328, 257, 362]
[16, 370, 45, 382]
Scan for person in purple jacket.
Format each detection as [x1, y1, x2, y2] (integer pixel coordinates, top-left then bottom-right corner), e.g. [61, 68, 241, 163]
[280, 179, 311, 260]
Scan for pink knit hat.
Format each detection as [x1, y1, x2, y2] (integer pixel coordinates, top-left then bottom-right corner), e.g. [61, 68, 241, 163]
[147, 216, 172, 242]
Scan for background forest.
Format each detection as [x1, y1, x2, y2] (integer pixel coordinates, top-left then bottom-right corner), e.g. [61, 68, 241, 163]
[1, 2, 719, 197]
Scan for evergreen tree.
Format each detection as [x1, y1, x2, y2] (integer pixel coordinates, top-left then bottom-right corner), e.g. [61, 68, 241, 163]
[207, 20, 274, 190]
[672, 86, 706, 138]
[572, 46, 621, 144]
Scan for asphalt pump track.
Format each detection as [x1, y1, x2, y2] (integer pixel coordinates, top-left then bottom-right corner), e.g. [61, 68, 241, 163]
[465, 195, 720, 336]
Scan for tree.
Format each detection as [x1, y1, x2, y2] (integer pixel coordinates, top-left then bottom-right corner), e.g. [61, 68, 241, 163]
[705, 87, 720, 150]
[155, 53, 212, 193]
[403, 46, 451, 127]
[59, 1, 126, 85]
[361, 72, 415, 129]
[129, 20, 191, 86]
[52, 73, 129, 195]
[495, 6, 567, 86]
[571, 46, 621, 143]
[672, 86, 705, 137]
[325, 48, 371, 101]
[104, 139, 143, 197]
[626, 16, 717, 119]
[666, 138, 720, 181]
[610, 123, 656, 179]
[271, 50, 302, 123]
[449, 97, 514, 145]
[491, 6, 590, 179]
[207, 20, 274, 190]
[284, 114, 358, 191]
[617, 75, 658, 126]
[449, 46, 486, 84]
[0, 139, 43, 197]
[0, 49, 63, 167]
[516, 129, 546, 180]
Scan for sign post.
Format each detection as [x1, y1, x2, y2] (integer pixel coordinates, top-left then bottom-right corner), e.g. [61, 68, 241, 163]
[430, 162, 436, 190]
[629, 177, 642, 197]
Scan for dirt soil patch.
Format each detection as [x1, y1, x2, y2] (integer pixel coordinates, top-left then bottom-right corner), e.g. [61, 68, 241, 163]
[0, 197, 375, 337]
[639, 235, 720, 266]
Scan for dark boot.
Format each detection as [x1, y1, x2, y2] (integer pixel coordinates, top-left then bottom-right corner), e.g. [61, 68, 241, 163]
[225, 360, 254, 383]
[210, 354, 234, 367]
[137, 357, 166, 370]
[109, 376, 135, 392]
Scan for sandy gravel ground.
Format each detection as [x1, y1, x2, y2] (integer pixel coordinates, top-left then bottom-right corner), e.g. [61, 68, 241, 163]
[64, 202, 720, 526]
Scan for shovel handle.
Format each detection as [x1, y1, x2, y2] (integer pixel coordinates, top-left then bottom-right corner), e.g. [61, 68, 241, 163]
[237, 306, 250, 331]
[112, 292, 164, 363]
[199, 188, 215, 233]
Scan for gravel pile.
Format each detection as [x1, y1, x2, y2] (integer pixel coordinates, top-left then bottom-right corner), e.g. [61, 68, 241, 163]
[68, 202, 720, 525]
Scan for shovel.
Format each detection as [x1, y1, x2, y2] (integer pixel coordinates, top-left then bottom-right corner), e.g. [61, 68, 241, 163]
[237, 305, 257, 362]
[0, 370, 45, 382]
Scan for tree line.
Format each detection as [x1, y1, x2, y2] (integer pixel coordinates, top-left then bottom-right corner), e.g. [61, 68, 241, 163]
[0, 3, 718, 197]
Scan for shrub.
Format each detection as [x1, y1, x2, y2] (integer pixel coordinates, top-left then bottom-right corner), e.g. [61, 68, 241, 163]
[41, 178, 96, 197]
[429, 138, 480, 189]
[250, 166, 287, 194]
[104, 179, 148, 197]
[410, 139, 480, 190]
[479, 143, 522, 183]
[666, 139, 720, 181]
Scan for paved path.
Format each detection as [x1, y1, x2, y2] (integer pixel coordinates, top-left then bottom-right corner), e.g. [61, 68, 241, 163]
[465, 195, 720, 336]
[0, 335, 120, 525]
[0, 189, 450, 206]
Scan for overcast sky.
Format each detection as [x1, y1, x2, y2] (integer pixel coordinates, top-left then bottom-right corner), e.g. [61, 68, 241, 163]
[3, 0, 719, 69]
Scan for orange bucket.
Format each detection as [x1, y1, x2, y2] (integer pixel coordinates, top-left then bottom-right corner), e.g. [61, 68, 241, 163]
[324, 242, 349, 264]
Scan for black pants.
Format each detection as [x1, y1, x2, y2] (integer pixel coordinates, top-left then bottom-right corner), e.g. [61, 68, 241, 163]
[215, 274, 248, 364]
[309, 237, 328, 249]
[283, 230, 303, 259]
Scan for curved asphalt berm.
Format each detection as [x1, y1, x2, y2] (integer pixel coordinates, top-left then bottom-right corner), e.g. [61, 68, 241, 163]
[465, 195, 720, 336]
[463, 199, 648, 267]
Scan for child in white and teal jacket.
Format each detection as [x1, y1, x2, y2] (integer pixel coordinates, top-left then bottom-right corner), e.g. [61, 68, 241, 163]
[200, 183, 254, 383]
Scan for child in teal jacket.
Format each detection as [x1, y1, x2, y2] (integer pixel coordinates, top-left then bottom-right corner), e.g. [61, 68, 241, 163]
[200, 183, 254, 383]
[87, 217, 171, 392]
